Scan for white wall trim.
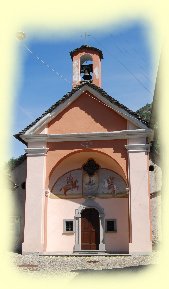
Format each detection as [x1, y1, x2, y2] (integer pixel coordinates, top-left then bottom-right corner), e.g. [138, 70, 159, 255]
[125, 144, 150, 152]
[21, 129, 153, 143]
[26, 113, 51, 134]
[25, 147, 49, 156]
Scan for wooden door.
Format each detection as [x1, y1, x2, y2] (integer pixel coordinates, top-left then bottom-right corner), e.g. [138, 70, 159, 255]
[81, 208, 100, 250]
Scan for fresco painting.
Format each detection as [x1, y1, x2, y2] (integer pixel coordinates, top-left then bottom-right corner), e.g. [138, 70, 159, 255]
[51, 168, 127, 198]
[52, 170, 82, 198]
[98, 169, 127, 197]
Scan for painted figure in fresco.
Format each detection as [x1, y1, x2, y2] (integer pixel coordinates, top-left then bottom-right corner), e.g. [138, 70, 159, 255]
[103, 176, 116, 193]
[60, 174, 79, 196]
[83, 173, 99, 196]
[87, 177, 95, 186]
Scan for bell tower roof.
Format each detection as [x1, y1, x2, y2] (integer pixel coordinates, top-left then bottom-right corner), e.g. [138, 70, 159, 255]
[70, 45, 103, 60]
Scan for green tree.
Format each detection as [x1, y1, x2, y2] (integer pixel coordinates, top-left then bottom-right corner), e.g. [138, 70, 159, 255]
[136, 101, 160, 163]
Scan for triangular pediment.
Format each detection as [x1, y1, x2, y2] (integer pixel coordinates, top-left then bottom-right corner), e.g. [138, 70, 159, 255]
[15, 83, 150, 143]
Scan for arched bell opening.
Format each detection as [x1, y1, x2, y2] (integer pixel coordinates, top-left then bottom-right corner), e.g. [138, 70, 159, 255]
[80, 54, 93, 83]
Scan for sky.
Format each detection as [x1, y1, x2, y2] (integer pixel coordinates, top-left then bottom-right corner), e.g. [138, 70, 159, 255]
[11, 21, 160, 159]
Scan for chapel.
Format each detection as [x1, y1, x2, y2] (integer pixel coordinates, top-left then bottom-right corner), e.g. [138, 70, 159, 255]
[14, 45, 153, 254]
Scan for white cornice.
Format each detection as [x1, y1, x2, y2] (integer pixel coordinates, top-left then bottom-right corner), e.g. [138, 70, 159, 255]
[26, 113, 51, 134]
[21, 129, 153, 143]
[125, 144, 150, 152]
[25, 147, 49, 156]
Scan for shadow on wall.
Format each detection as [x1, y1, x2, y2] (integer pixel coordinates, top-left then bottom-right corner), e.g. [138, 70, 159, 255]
[48, 92, 127, 134]
[10, 160, 26, 254]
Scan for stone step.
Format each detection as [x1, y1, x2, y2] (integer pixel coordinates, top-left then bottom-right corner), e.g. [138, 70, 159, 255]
[74, 250, 106, 255]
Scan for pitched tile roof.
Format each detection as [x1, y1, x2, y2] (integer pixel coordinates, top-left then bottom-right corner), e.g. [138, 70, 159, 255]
[14, 82, 149, 143]
[70, 45, 104, 60]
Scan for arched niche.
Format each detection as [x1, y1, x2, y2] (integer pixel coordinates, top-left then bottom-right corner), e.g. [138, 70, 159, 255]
[48, 150, 127, 192]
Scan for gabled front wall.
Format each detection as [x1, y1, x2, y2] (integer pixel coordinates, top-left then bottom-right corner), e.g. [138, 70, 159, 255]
[48, 92, 127, 134]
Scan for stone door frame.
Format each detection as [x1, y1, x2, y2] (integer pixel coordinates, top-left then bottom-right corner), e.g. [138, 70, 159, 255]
[73, 199, 106, 252]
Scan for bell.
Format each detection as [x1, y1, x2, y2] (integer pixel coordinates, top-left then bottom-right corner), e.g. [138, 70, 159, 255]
[82, 69, 92, 81]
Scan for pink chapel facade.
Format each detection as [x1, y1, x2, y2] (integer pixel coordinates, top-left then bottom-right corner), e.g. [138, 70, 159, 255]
[15, 45, 153, 255]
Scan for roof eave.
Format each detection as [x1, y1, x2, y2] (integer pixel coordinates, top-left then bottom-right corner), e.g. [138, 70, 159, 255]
[14, 133, 27, 145]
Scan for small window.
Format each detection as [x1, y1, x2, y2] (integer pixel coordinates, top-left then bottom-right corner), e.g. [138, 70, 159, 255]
[105, 219, 117, 232]
[149, 165, 154, 171]
[21, 182, 26, 189]
[66, 221, 73, 231]
[63, 219, 74, 233]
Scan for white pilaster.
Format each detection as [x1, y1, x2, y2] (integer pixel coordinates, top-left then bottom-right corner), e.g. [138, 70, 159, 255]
[125, 143, 152, 254]
[22, 143, 48, 254]
[99, 214, 106, 251]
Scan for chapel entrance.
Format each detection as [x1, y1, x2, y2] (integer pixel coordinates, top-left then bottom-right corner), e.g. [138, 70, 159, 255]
[81, 208, 100, 250]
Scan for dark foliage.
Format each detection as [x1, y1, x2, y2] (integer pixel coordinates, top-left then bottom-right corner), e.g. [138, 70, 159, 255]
[7, 154, 26, 171]
[136, 103, 152, 125]
[136, 102, 160, 161]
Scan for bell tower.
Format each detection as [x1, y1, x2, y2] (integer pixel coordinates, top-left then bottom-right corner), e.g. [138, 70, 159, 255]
[70, 45, 103, 88]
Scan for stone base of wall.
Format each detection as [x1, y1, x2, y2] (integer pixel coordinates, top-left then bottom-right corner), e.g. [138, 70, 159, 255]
[150, 193, 161, 247]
